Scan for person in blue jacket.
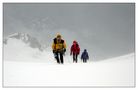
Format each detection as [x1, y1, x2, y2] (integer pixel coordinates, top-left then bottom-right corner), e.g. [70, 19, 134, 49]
[81, 49, 89, 63]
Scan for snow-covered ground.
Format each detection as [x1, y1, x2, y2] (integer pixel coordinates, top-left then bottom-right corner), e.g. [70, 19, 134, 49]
[3, 38, 135, 87]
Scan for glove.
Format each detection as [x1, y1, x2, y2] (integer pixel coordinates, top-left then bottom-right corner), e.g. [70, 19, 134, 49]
[53, 50, 57, 58]
[61, 48, 66, 54]
[64, 48, 66, 52]
[53, 50, 56, 53]
[70, 52, 72, 56]
[78, 52, 80, 55]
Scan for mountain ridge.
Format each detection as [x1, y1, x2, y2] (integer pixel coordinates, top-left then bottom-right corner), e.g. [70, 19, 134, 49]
[4, 32, 46, 51]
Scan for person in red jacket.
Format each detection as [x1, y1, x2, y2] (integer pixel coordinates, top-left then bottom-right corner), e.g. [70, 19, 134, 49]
[70, 40, 80, 63]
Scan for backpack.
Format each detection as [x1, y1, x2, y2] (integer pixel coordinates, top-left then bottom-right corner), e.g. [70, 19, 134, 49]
[82, 52, 88, 59]
[71, 43, 80, 53]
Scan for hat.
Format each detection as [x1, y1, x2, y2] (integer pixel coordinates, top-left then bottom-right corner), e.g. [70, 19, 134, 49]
[56, 33, 61, 38]
[73, 40, 77, 44]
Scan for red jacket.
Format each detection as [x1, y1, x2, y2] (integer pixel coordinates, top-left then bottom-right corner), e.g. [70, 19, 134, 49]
[70, 43, 80, 55]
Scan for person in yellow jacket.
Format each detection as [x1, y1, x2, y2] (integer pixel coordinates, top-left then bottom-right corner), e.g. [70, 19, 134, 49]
[52, 34, 66, 64]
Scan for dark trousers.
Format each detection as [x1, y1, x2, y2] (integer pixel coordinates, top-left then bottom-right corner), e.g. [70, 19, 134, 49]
[55, 52, 63, 64]
[73, 53, 78, 63]
[83, 59, 87, 63]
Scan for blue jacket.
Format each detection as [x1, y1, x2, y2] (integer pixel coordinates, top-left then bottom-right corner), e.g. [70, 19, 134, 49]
[81, 50, 89, 60]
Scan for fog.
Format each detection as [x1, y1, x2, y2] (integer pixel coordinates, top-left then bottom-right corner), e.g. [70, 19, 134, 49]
[3, 3, 135, 60]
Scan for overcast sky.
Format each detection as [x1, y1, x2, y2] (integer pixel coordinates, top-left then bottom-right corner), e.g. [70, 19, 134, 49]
[3, 3, 135, 60]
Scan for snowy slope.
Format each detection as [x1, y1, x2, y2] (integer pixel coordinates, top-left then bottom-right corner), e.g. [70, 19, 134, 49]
[4, 53, 135, 87]
[3, 34, 135, 87]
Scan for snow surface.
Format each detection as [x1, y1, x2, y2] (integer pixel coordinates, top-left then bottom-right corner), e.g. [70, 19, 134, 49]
[3, 38, 135, 87]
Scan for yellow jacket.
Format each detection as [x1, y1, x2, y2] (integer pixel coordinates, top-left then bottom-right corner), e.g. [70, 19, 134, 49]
[52, 38, 66, 51]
